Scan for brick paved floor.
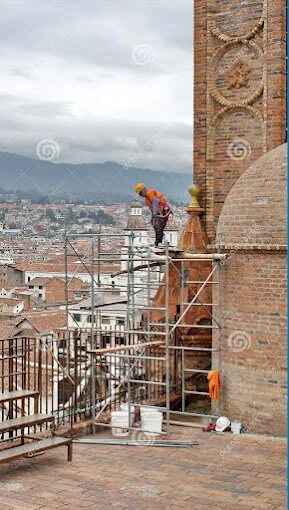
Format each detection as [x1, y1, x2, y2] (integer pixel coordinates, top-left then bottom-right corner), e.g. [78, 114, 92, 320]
[0, 427, 286, 510]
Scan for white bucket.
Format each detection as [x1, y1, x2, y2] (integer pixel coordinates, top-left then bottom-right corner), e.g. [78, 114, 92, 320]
[141, 412, 163, 434]
[120, 403, 135, 424]
[111, 411, 129, 437]
[140, 407, 158, 418]
[140, 409, 161, 428]
[231, 420, 242, 435]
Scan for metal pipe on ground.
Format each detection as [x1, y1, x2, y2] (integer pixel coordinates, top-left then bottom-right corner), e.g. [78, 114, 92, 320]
[74, 438, 198, 447]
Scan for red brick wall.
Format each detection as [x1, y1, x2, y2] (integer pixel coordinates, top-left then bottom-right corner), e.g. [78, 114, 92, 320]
[193, 0, 208, 209]
[45, 278, 83, 303]
[193, 0, 287, 239]
[213, 251, 287, 436]
[267, 0, 287, 150]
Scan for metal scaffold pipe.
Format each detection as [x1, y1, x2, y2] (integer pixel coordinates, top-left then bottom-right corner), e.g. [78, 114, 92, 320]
[64, 231, 225, 433]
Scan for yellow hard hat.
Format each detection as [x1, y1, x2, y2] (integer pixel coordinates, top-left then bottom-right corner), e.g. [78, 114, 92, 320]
[135, 183, 146, 194]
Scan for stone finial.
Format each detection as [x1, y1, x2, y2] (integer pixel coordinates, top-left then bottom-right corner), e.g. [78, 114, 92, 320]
[188, 184, 201, 208]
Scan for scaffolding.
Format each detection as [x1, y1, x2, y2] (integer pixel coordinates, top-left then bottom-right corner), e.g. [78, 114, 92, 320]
[64, 231, 226, 438]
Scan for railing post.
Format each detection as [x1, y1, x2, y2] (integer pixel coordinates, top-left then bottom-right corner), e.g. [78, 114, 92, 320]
[74, 332, 78, 424]
[38, 338, 42, 415]
[8, 339, 14, 439]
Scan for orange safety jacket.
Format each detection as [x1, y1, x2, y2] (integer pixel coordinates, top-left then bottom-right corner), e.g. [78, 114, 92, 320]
[145, 188, 168, 215]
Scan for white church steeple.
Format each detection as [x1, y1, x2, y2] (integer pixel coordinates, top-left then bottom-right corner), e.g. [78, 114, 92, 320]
[124, 200, 149, 247]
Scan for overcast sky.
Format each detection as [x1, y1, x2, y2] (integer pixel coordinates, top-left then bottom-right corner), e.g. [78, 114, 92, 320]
[0, 0, 192, 173]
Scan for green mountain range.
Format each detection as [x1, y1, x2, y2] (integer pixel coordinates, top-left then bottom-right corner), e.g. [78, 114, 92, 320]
[0, 152, 192, 203]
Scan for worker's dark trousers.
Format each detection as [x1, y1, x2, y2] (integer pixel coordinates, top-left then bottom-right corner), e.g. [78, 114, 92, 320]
[152, 215, 167, 246]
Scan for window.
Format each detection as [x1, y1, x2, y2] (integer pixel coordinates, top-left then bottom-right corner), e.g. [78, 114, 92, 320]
[27, 276, 30, 282]
[101, 317, 110, 324]
[116, 317, 125, 326]
[39, 285, 43, 289]
[73, 313, 81, 321]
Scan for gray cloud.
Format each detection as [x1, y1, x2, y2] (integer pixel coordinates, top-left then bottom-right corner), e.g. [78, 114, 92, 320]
[0, 0, 192, 173]
[18, 100, 75, 118]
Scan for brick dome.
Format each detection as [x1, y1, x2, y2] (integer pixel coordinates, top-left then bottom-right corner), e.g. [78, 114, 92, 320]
[216, 143, 287, 247]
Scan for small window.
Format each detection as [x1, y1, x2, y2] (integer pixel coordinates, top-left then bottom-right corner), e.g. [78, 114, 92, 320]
[116, 317, 125, 326]
[27, 276, 30, 282]
[39, 285, 43, 289]
[101, 317, 110, 324]
[73, 313, 81, 321]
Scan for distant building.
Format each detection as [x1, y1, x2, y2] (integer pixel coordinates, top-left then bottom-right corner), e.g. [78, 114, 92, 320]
[27, 276, 86, 303]
[0, 265, 24, 286]
[67, 294, 140, 348]
[0, 297, 25, 315]
[1, 228, 22, 235]
[123, 200, 149, 247]
[0, 253, 15, 265]
[13, 310, 66, 338]
[163, 218, 179, 247]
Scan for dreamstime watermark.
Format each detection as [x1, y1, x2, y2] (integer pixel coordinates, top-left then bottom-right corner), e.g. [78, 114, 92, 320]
[31, 32, 71, 75]
[219, 44, 255, 76]
[219, 416, 261, 458]
[216, 222, 262, 255]
[227, 138, 252, 160]
[36, 139, 60, 161]
[132, 44, 156, 66]
[228, 330, 252, 352]
[123, 125, 171, 170]
[131, 429, 156, 446]
[242, 221, 261, 245]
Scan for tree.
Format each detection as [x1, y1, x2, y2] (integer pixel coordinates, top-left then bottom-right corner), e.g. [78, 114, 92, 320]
[45, 209, 57, 221]
[35, 195, 50, 204]
[94, 209, 116, 225]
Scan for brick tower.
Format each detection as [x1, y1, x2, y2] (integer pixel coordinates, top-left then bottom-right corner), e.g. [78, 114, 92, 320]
[194, 0, 287, 240]
[192, 0, 287, 436]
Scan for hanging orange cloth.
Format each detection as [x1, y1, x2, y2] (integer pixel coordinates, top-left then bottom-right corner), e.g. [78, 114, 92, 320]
[207, 371, 221, 402]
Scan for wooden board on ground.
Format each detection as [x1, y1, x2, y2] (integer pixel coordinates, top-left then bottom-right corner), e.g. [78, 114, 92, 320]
[0, 436, 72, 464]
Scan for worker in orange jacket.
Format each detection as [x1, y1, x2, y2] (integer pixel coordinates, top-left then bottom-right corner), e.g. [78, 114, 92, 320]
[135, 183, 172, 247]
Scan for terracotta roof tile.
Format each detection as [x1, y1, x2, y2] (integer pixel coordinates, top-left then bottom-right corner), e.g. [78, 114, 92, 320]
[15, 262, 120, 274]
[0, 298, 25, 306]
[19, 310, 66, 333]
[28, 277, 52, 286]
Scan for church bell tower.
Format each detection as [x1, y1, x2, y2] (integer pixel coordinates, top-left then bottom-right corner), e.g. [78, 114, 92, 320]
[193, 0, 287, 240]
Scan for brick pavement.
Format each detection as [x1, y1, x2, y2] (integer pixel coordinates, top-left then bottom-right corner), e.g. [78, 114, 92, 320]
[0, 427, 286, 510]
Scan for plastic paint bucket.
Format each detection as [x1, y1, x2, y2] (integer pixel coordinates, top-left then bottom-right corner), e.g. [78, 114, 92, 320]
[120, 403, 135, 424]
[141, 412, 163, 434]
[231, 420, 242, 435]
[111, 410, 129, 437]
[140, 407, 159, 417]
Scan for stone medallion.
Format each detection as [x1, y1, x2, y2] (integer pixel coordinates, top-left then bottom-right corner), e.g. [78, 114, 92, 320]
[208, 41, 264, 107]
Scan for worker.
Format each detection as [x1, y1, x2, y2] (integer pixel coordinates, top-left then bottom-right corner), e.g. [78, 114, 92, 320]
[135, 183, 172, 247]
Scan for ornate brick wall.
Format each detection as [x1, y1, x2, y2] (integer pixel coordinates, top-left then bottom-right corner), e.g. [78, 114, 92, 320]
[194, 0, 287, 241]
